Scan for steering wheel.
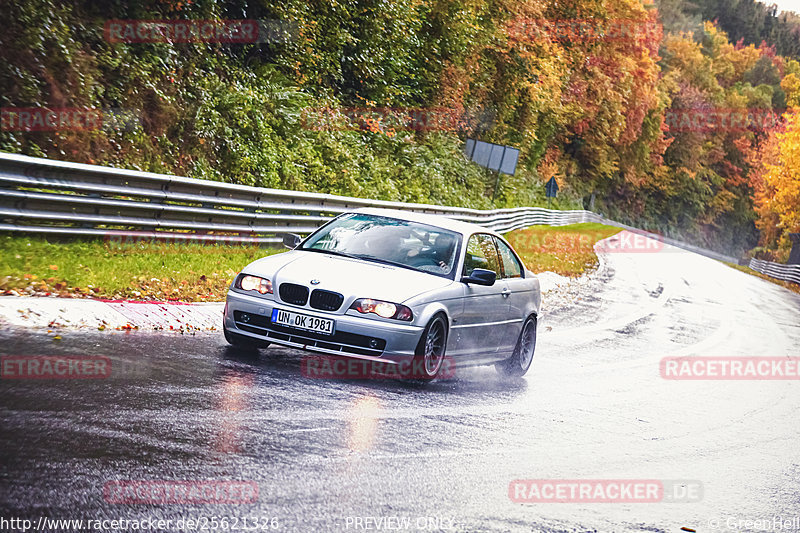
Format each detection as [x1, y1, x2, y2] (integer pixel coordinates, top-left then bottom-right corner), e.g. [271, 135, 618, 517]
[410, 229, 432, 246]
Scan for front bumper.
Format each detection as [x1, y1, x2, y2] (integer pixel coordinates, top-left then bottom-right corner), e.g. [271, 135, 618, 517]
[224, 290, 424, 365]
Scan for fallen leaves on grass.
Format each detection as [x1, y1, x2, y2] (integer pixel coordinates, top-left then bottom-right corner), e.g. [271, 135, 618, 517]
[0, 273, 234, 302]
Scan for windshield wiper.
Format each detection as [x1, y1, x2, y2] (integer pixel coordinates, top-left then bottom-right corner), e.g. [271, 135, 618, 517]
[302, 248, 435, 275]
[350, 254, 423, 271]
[301, 247, 359, 260]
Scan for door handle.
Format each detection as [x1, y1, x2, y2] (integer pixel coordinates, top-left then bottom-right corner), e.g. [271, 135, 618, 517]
[501, 287, 510, 298]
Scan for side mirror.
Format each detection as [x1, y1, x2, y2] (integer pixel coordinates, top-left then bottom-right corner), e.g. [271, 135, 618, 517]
[461, 268, 496, 286]
[282, 233, 302, 250]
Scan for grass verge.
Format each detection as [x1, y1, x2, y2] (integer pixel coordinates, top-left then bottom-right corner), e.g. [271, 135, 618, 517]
[505, 223, 622, 277]
[723, 262, 800, 295]
[0, 235, 280, 302]
[0, 223, 622, 301]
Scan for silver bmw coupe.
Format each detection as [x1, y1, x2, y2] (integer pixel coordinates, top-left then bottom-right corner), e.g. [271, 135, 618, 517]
[224, 208, 541, 380]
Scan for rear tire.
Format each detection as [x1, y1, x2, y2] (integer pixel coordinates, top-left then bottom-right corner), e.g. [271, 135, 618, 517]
[223, 326, 269, 351]
[413, 314, 448, 380]
[496, 315, 537, 377]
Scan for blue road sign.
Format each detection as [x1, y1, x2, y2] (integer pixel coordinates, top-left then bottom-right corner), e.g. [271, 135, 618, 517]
[546, 177, 559, 198]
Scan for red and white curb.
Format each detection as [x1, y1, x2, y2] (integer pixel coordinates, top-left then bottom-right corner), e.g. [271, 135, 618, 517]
[0, 296, 223, 332]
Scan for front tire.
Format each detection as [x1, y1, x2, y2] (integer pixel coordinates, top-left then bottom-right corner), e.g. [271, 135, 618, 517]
[413, 314, 448, 380]
[497, 315, 537, 377]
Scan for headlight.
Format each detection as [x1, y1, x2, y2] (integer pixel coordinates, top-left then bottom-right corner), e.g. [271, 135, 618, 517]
[236, 274, 273, 294]
[350, 298, 413, 321]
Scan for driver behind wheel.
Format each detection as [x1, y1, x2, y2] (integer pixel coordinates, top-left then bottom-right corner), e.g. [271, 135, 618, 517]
[432, 233, 456, 273]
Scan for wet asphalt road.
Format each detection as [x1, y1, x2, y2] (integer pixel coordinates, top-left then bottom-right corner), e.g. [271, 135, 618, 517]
[1, 241, 800, 533]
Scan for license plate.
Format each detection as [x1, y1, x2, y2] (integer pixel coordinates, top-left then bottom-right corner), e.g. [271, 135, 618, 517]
[271, 308, 335, 335]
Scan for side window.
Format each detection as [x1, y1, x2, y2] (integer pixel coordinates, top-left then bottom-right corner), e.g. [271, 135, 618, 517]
[463, 234, 501, 276]
[495, 238, 523, 279]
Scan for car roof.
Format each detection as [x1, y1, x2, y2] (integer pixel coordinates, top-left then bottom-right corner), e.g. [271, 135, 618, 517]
[351, 207, 497, 237]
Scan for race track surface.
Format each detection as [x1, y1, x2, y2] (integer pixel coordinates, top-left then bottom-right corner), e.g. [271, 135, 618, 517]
[2, 235, 799, 532]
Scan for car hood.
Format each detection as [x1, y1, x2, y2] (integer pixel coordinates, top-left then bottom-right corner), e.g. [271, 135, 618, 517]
[243, 250, 454, 304]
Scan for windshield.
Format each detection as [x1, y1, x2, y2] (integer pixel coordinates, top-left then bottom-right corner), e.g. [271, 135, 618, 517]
[301, 214, 461, 278]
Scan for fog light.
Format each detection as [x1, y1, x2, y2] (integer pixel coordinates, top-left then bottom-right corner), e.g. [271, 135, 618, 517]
[369, 339, 380, 349]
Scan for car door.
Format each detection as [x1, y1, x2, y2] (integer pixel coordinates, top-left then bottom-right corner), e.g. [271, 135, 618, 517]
[494, 236, 529, 354]
[451, 233, 509, 359]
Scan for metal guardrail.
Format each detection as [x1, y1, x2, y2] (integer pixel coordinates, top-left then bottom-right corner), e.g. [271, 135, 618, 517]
[0, 152, 602, 243]
[749, 258, 800, 285]
[0, 151, 751, 268]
